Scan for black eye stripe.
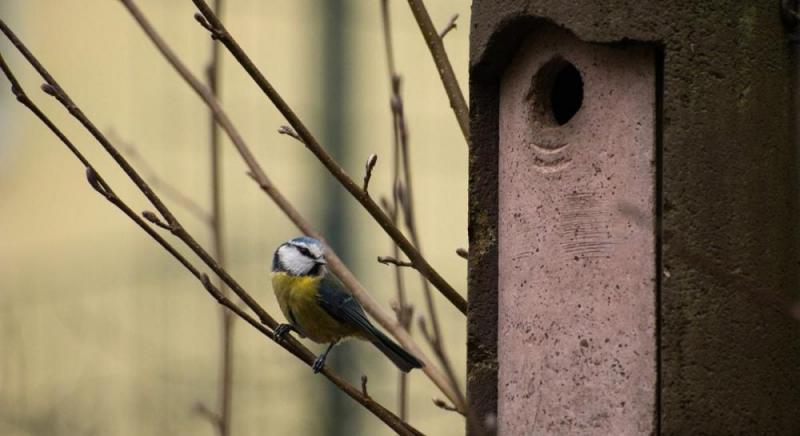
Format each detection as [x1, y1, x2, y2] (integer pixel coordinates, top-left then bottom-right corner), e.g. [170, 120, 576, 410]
[292, 244, 314, 258]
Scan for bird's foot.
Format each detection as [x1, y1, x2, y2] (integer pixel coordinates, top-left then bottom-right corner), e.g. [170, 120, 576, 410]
[312, 354, 327, 374]
[274, 324, 293, 342]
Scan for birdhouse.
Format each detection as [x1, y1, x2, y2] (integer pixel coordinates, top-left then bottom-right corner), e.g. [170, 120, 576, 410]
[467, 2, 800, 434]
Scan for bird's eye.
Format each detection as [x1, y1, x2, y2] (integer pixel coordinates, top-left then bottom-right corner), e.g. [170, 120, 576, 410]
[297, 246, 312, 257]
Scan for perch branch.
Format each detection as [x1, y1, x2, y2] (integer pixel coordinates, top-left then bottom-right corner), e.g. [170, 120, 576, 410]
[191, 0, 468, 316]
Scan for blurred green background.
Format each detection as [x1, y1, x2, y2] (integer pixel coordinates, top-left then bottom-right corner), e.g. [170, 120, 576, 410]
[0, 1, 469, 435]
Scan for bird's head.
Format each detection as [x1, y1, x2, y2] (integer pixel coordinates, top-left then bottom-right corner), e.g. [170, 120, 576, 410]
[272, 236, 327, 277]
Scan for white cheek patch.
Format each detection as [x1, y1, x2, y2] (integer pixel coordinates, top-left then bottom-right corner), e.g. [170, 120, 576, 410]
[280, 246, 313, 275]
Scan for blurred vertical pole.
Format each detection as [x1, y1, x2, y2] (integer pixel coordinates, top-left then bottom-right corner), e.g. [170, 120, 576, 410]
[319, 1, 361, 435]
[207, 1, 234, 435]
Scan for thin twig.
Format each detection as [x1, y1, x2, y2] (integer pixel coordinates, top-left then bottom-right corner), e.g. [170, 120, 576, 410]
[381, 5, 413, 417]
[418, 315, 466, 416]
[0, 21, 421, 436]
[191, 0, 468, 316]
[438, 14, 459, 39]
[456, 248, 468, 260]
[378, 256, 415, 268]
[107, 130, 212, 225]
[117, 0, 463, 408]
[362, 154, 378, 194]
[193, 402, 223, 433]
[405, 0, 468, 143]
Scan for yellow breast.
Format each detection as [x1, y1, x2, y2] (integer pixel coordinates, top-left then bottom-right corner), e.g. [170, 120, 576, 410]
[271, 272, 358, 343]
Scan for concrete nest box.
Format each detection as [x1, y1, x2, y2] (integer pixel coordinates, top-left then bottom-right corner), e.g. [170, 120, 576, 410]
[468, 3, 800, 435]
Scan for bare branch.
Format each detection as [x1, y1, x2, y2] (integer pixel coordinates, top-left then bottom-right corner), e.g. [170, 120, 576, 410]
[405, 0, 469, 143]
[456, 247, 469, 260]
[362, 153, 378, 193]
[378, 256, 415, 268]
[191, 0, 468, 316]
[438, 14, 459, 39]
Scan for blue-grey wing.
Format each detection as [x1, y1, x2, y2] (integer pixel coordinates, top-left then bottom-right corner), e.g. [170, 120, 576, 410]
[318, 273, 424, 371]
[317, 274, 379, 340]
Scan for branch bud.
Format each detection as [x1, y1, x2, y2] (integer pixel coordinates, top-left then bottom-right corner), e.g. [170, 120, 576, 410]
[40, 83, 57, 97]
[85, 167, 111, 199]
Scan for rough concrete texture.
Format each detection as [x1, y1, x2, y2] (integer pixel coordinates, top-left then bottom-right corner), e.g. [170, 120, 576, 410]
[498, 27, 656, 434]
[468, 1, 800, 435]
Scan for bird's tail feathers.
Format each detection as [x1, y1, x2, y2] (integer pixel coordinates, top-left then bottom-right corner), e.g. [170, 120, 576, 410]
[368, 328, 423, 373]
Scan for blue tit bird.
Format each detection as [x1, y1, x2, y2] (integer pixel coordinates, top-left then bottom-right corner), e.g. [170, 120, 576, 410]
[271, 236, 424, 374]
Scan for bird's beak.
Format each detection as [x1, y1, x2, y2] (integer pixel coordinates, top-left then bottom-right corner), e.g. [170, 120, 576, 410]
[316, 258, 327, 265]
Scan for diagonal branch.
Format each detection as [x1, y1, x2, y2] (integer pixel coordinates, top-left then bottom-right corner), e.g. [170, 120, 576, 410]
[191, 0, 467, 316]
[117, 0, 462, 409]
[405, 0, 469, 143]
[0, 26, 421, 436]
